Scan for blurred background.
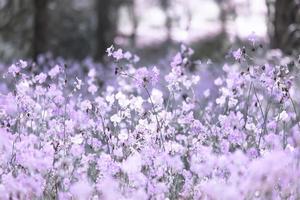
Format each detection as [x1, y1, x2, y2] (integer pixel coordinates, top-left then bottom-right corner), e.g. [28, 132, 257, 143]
[0, 0, 299, 64]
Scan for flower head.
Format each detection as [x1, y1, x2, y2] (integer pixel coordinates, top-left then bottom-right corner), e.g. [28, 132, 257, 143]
[135, 66, 159, 87]
[48, 65, 60, 79]
[248, 32, 258, 45]
[232, 48, 242, 61]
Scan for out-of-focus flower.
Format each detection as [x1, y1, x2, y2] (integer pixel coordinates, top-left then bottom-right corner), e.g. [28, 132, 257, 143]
[135, 66, 159, 87]
[69, 179, 92, 199]
[113, 49, 124, 60]
[277, 110, 289, 122]
[248, 32, 258, 45]
[204, 89, 210, 98]
[48, 65, 60, 79]
[80, 100, 92, 111]
[214, 77, 223, 86]
[121, 152, 142, 174]
[18, 60, 28, 69]
[35, 73, 47, 84]
[232, 48, 242, 61]
[8, 64, 20, 76]
[88, 84, 98, 95]
[106, 45, 114, 57]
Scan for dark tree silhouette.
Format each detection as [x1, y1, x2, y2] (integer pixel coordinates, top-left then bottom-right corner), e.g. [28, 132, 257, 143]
[33, 0, 48, 61]
[95, 0, 116, 61]
[269, 0, 300, 54]
[160, 0, 172, 42]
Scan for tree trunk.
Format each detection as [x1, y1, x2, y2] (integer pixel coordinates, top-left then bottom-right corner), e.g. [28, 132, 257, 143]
[33, 0, 48, 61]
[160, 0, 172, 42]
[270, 0, 299, 53]
[95, 0, 114, 61]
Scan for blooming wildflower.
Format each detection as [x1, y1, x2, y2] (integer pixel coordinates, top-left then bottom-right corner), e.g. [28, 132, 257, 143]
[88, 68, 96, 78]
[70, 179, 92, 199]
[71, 134, 83, 145]
[35, 73, 47, 84]
[48, 65, 60, 79]
[133, 55, 140, 63]
[123, 51, 132, 60]
[118, 130, 129, 141]
[135, 66, 159, 87]
[228, 97, 238, 108]
[113, 49, 123, 60]
[214, 77, 223, 86]
[182, 101, 195, 112]
[216, 95, 226, 105]
[115, 92, 130, 108]
[65, 119, 75, 133]
[277, 110, 289, 122]
[1, 45, 300, 199]
[110, 113, 122, 124]
[80, 100, 92, 111]
[204, 89, 210, 98]
[150, 89, 163, 105]
[248, 32, 258, 45]
[18, 60, 28, 69]
[106, 45, 114, 57]
[35, 85, 46, 96]
[121, 152, 142, 174]
[171, 53, 182, 68]
[74, 77, 83, 90]
[232, 48, 242, 61]
[8, 64, 20, 76]
[88, 84, 97, 95]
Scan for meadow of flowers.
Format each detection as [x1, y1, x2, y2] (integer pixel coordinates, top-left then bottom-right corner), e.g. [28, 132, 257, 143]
[0, 38, 300, 199]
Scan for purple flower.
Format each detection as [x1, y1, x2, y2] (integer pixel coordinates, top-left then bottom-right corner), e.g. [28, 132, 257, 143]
[48, 65, 60, 79]
[113, 49, 124, 60]
[248, 32, 258, 45]
[232, 48, 242, 61]
[35, 72, 47, 84]
[135, 66, 159, 87]
[8, 64, 20, 76]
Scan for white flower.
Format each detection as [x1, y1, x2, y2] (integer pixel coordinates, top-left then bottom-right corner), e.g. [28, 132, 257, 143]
[228, 97, 238, 108]
[8, 64, 20, 76]
[106, 45, 114, 56]
[48, 65, 60, 78]
[106, 94, 115, 105]
[151, 89, 163, 105]
[216, 95, 226, 105]
[70, 180, 92, 199]
[75, 77, 83, 90]
[88, 84, 98, 95]
[113, 49, 123, 60]
[214, 77, 223, 86]
[204, 89, 210, 98]
[278, 110, 289, 122]
[116, 92, 129, 108]
[111, 113, 121, 124]
[118, 130, 128, 141]
[88, 68, 96, 77]
[121, 153, 142, 174]
[71, 134, 83, 145]
[245, 123, 256, 131]
[192, 75, 200, 84]
[80, 100, 92, 111]
[130, 96, 144, 112]
[19, 60, 28, 68]
[124, 51, 132, 60]
[35, 72, 47, 84]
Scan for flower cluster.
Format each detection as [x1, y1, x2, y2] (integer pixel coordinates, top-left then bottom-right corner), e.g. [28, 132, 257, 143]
[0, 42, 300, 199]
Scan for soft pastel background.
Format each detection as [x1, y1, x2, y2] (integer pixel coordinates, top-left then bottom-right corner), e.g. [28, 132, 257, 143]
[0, 0, 298, 64]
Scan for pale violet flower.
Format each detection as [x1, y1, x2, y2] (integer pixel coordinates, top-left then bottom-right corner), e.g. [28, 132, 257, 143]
[232, 48, 242, 61]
